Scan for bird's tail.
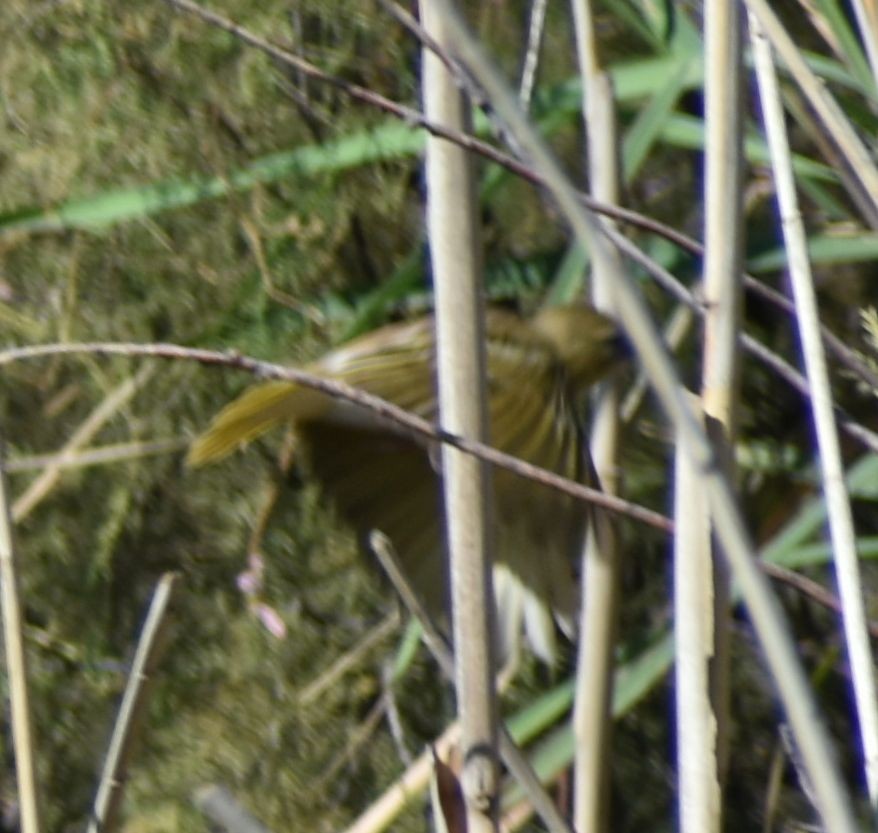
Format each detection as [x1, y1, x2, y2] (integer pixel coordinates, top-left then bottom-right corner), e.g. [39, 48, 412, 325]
[187, 381, 328, 465]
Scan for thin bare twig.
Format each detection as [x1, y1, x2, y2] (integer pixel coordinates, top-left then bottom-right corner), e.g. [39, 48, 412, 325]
[762, 563, 878, 640]
[369, 532, 574, 833]
[4, 439, 186, 473]
[157, 0, 712, 265]
[88, 573, 179, 833]
[1, 356, 871, 633]
[424, 3, 859, 827]
[593, 248, 878, 458]
[362, 3, 878, 401]
[744, 278, 878, 392]
[741, 334, 878, 456]
[0, 340, 673, 533]
[0, 442, 41, 833]
[167, 0, 878, 410]
[10, 363, 157, 522]
[298, 611, 400, 707]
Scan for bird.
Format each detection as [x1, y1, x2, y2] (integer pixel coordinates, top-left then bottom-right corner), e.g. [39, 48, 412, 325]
[188, 303, 626, 663]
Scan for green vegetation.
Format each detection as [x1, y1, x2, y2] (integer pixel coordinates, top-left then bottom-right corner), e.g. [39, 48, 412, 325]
[1, 1, 877, 831]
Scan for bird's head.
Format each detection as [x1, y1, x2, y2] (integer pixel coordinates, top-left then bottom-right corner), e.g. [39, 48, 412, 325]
[530, 303, 629, 388]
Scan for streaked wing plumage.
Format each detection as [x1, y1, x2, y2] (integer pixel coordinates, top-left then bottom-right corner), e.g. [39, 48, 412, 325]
[189, 305, 620, 663]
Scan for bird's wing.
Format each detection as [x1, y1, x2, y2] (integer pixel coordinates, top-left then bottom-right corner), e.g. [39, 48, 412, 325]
[484, 334, 587, 662]
[298, 421, 447, 611]
[315, 317, 437, 426]
[187, 318, 438, 466]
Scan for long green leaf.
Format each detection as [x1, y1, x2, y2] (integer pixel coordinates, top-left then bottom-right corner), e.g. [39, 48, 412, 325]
[502, 634, 673, 806]
[761, 455, 878, 565]
[747, 233, 878, 272]
[0, 122, 425, 235]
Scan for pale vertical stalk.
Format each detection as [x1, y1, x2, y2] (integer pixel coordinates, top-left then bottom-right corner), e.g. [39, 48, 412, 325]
[849, 0, 878, 91]
[419, 3, 498, 830]
[697, 0, 745, 827]
[0, 443, 42, 833]
[674, 395, 721, 833]
[89, 573, 178, 833]
[702, 0, 744, 465]
[743, 0, 878, 212]
[750, 13, 878, 810]
[370, 532, 574, 833]
[425, 5, 860, 830]
[569, 2, 623, 832]
[621, 305, 693, 424]
[519, 0, 549, 108]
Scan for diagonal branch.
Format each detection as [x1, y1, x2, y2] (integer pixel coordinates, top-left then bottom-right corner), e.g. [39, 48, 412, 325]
[0, 340, 672, 533]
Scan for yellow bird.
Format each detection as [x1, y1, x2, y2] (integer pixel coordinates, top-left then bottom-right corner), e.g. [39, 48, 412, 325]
[189, 304, 626, 662]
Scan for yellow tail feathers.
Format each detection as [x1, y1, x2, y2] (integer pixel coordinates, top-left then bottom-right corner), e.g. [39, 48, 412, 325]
[187, 381, 329, 465]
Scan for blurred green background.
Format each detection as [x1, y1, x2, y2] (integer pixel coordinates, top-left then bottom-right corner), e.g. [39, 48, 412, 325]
[1, 0, 877, 830]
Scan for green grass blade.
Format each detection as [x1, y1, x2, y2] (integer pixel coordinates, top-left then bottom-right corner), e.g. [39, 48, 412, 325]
[0, 122, 425, 235]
